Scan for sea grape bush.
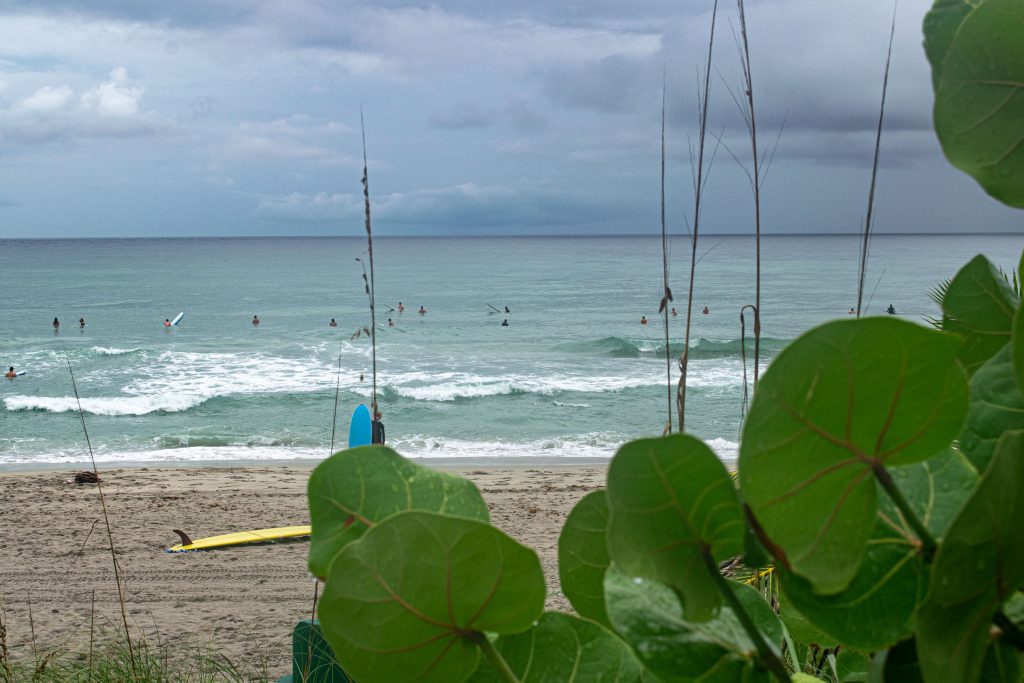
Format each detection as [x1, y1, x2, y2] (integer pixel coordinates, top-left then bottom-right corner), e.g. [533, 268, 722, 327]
[306, 2, 1024, 681]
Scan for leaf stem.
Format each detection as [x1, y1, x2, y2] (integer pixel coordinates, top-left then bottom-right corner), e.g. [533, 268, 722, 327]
[994, 611, 1024, 651]
[469, 632, 520, 683]
[702, 548, 789, 682]
[871, 463, 937, 561]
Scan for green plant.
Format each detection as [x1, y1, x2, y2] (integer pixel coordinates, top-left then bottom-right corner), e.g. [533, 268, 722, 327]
[306, 2, 1024, 681]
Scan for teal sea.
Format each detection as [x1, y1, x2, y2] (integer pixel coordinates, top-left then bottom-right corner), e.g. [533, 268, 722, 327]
[0, 234, 1019, 468]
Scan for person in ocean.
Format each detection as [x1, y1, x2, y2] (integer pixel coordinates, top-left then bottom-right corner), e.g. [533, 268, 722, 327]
[52, 317, 60, 330]
[163, 318, 172, 327]
[504, 305, 510, 313]
[329, 318, 337, 327]
[887, 304, 896, 315]
[848, 308, 856, 315]
[418, 306, 426, 315]
[388, 318, 394, 327]
[501, 318, 509, 326]
[398, 302, 405, 313]
[640, 316, 648, 325]
[371, 409, 385, 445]
[252, 315, 260, 326]
[702, 306, 709, 315]
[79, 317, 86, 328]
[5, 367, 16, 378]
[671, 307, 678, 317]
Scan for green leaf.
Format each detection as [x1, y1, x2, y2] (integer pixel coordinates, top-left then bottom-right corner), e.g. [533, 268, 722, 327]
[923, 0, 981, 89]
[558, 491, 612, 628]
[980, 638, 1023, 683]
[308, 446, 489, 577]
[779, 596, 836, 650]
[1013, 251, 1024, 396]
[834, 649, 870, 682]
[465, 612, 644, 683]
[941, 255, 1018, 376]
[885, 448, 978, 539]
[606, 435, 745, 622]
[933, 0, 1024, 208]
[740, 318, 967, 595]
[870, 640, 924, 683]
[318, 511, 545, 683]
[603, 566, 776, 683]
[917, 431, 1024, 683]
[959, 345, 1024, 473]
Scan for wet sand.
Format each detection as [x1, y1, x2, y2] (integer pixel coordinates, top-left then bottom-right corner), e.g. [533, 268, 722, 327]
[0, 463, 605, 677]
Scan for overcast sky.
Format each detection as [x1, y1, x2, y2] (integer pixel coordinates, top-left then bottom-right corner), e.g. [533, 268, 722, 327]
[0, 0, 1020, 237]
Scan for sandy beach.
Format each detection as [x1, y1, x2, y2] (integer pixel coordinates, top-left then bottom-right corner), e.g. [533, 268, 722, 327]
[0, 462, 606, 678]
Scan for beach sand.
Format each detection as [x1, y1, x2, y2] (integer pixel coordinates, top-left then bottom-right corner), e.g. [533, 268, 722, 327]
[0, 462, 605, 677]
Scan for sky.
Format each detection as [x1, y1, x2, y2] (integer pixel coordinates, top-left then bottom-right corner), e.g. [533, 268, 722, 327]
[0, 0, 1020, 237]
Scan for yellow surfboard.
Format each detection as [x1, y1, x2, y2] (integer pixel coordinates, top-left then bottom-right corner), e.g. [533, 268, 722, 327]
[166, 525, 311, 553]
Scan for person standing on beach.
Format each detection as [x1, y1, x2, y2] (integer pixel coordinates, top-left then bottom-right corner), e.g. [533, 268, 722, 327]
[252, 315, 260, 326]
[371, 409, 385, 445]
[52, 317, 60, 330]
[5, 367, 16, 379]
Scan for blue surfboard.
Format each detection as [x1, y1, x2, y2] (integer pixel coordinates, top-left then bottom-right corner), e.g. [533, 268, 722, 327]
[348, 404, 372, 448]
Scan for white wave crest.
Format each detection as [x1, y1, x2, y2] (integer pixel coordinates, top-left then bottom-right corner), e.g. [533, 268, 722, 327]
[92, 346, 141, 356]
[4, 394, 207, 416]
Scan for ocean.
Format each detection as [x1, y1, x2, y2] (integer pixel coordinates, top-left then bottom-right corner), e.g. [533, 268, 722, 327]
[0, 234, 1019, 469]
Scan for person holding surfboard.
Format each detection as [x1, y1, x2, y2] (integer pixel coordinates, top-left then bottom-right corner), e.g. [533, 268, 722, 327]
[372, 409, 385, 445]
[5, 367, 17, 379]
[163, 318, 172, 327]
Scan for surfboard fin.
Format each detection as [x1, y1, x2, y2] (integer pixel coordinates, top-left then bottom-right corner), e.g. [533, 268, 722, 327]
[172, 529, 193, 546]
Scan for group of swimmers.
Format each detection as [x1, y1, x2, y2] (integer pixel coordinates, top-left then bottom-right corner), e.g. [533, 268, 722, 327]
[640, 306, 709, 325]
[51, 317, 86, 331]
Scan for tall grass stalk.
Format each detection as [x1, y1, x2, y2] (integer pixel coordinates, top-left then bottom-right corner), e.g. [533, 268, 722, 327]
[359, 109, 379, 415]
[0, 605, 12, 683]
[735, 0, 763, 388]
[678, 0, 720, 432]
[856, 4, 897, 318]
[659, 75, 673, 433]
[62, 350, 135, 675]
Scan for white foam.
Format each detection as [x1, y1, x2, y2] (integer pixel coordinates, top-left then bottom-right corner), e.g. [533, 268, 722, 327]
[5, 394, 207, 416]
[389, 432, 627, 459]
[92, 346, 141, 356]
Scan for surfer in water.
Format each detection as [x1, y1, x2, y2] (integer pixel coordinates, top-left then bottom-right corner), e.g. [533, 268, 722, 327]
[5, 367, 16, 379]
[640, 316, 648, 325]
[371, 409, 385, 445]
[702, 306, 709, 315]
[504, 305, 510, 313]
[329, 318, 337, 327]
[388, 318, 394, 327]
[252, 315, 260, 326]
[398, 302, 405, 313]
[671, 307, 678, 317]
[887, 304, 896, 315]
[418, 305, 427, 315]
[79, 317, 86, 328]
[52, 317, 60, 330]
[163, 318, 172, 327]
[501, 318, 509, 327]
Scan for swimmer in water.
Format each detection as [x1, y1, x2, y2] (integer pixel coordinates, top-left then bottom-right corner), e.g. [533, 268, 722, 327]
[418, 306, 426, 315]
[53, 317, 60, 330]
[163, 318, 171, 327]
[501, 318, 509, 327]
[640, 316, 648, 325]
[79, 318, 86, 328]
[504, 305, 510, 313]
[388, 318, 394, 327]
[848, 308, 856, 315]
[702, 306, 709, 315]
[252, 315, 260, 326]
[5, 367, 16, 378]
[329, 318, 337, 327]
[886, 304, 896, 315]
[398, 302, 405, 313]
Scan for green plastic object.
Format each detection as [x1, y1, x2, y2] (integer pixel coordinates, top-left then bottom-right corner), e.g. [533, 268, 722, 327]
[277, 619, 352, 683]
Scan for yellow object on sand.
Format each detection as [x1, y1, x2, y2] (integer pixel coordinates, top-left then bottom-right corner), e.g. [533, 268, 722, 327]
[166, 525, 311, 553]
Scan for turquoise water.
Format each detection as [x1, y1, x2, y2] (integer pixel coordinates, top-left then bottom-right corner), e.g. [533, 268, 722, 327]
[0, 234, 1019, 467]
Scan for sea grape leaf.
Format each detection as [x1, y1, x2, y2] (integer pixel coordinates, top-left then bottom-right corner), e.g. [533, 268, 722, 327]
[780, 450, 976, 652]
[959, 345, 1024, 473]
[923, 0, 981, 89]
[1013, 251, 1024, 396]
[885, 448, 978, 539]
[603, 566, 777, 683]
[834, 649, 870, 682]
[870, 639, 925, 683]
[308, 446, 489, 577]
[558, 490, 612, 628]
[465, 612, 644, 683]
[941, 254, 1018, 376]
[979, 638, 1023, 683]
[933, 0, 1024, 208]
[318, 511, 545, 683]
[740, 318, 967, 595]
[916, 431, 1024, 683]
[606, 435, 744, 622]
[779, 595, 836, 650]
